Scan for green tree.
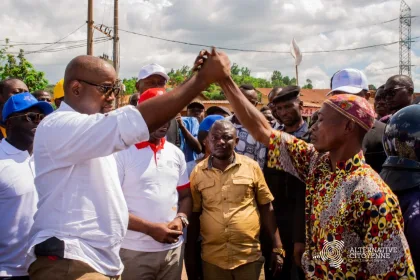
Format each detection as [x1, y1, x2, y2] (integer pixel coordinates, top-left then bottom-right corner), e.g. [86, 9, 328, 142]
[368, 84, 376, 90]
[167, 66, 192, 86]
[302, 79, 313, 89]
[152, 64, 312, 101]
[271, 70, 284, 87]
[0, 46, 49, 91]
[122, 77, 137, 95]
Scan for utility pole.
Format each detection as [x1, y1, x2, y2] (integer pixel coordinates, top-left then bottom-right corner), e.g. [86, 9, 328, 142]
[87, 0, 94, 55]
[113, 0, 120, 107]
[113, 0, 119, 74]
[399, 0, 411, 77]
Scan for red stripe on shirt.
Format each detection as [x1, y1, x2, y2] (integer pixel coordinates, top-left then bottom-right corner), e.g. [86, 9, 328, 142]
[177, 182, 190, 191]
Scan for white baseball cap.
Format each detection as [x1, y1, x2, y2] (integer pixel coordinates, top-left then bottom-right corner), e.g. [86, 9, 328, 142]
[137, 63, 169, 82]
[327, 68, 369, 96]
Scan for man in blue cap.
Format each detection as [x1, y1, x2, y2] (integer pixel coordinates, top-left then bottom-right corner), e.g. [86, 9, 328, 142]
[0, 92, 53, 280]
[186, 114, 224, 176]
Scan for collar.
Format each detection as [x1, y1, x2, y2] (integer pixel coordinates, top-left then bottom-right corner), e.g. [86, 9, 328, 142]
[0, 139, 29, 156]
[333, 151, 365, 173]
[56, 101, 75, 112]
[228, 115, 241, 125]
[280, 121, 308, 137]
[135, 138, 166, 153]
[203, 152, 239, 170]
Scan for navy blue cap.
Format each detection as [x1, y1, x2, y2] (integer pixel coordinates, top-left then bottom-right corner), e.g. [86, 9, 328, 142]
[2, 92, 54, 123]
[199, 115, 224, 132]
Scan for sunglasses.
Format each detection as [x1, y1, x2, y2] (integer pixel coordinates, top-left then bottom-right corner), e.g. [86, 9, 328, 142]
[8, 112, 45, 123]
[79, 79, 122, 97]
[383, 86, 407, 98]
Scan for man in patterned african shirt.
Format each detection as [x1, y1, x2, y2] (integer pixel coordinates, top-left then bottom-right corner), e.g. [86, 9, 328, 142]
[218, 74, 416, 280]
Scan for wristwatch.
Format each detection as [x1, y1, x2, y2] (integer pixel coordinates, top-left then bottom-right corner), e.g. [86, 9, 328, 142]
[176, 215, 189, 228]
[273, 248, 286, 258]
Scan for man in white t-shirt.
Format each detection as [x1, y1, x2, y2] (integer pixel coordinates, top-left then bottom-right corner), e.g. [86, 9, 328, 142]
[0, 92, 53, 280]
[27, 49, 231, 280]
[115, 88, 191, 280]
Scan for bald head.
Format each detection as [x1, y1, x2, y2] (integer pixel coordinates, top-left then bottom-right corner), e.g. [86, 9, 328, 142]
[239, 84, 258, 106]
[0, 78, 28, 101]
[63, 55, 118, 115]
[210, 120, 237, 135]
[64, 55, 116, 94]
[384, 75, 414, 112]
[129, 92, 140, 106]
[385, 75, 414, 93]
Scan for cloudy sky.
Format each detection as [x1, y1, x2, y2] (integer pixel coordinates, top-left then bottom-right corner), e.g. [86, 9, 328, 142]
[2, 0, 420, 89]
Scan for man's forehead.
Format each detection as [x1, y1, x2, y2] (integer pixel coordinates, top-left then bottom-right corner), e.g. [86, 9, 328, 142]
[211, 123, 234, 133]
[241, 88, 257, 96]
[5, 79, 27, 88]
[385, 77, 412, 89]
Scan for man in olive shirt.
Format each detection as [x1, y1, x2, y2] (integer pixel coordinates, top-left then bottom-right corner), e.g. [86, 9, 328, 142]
[188, 120, 284, 280]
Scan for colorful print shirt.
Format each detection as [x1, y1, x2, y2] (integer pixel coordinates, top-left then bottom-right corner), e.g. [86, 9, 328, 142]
[267, 130, 416, 280]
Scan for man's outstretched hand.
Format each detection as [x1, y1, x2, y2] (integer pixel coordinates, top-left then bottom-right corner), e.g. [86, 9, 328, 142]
[195, 47, 231, 85]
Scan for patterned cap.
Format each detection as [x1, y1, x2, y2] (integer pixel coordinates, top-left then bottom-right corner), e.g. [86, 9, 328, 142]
[324, 94, 375, 131]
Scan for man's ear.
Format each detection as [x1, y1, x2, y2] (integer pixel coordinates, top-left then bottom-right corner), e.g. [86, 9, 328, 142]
[70, 80, 81, 97]
[5, 118, 13, 130]
[345, 119, 357, 135]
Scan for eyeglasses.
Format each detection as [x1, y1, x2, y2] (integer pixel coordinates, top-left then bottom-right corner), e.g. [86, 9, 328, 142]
[7, 112, 45, 123]
[78, 79, 122, 97]
[383, 86, 406, 98]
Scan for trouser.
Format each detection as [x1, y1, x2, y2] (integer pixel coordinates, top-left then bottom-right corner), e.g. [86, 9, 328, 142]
[202, 256, 264, 280]
[28, 256, 121, 280]
[120, 245, 184, 280]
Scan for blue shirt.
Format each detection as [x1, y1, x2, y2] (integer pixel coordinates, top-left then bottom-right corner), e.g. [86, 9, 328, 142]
[179, 117, 199, 162]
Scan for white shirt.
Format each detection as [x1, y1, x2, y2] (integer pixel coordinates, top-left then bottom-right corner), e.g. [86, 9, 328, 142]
[0, 140, 37, 277]
[114, 139, 189, 252]
[28, 102, 149, 276]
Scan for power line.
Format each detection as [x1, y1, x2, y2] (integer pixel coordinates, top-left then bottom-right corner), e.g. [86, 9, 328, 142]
[5, 38, 111, 55]
[35, 23, 86, 53]
[118, 28, 410, 54]
[26, 38, 111, 54]
[1, 37, 109, 47]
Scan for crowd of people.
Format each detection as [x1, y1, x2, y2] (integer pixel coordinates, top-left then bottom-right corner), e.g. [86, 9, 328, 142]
[0, 48, 419, 280]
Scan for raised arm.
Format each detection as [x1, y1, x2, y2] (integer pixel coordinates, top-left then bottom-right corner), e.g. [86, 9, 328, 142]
[219, 76, 273, 146]
[139, 48, 231, 133]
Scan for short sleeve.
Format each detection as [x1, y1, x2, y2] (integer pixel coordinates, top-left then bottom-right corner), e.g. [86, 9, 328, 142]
[267, 130, 317, 182]
[360, 190, 416, 278]
[190, 168, 202, 213]
[176, 149, 190, 191]
[253, 163, 274, 205]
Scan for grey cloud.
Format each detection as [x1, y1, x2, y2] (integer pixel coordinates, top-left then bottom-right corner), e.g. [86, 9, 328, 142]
[1, 0, 420, 90]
